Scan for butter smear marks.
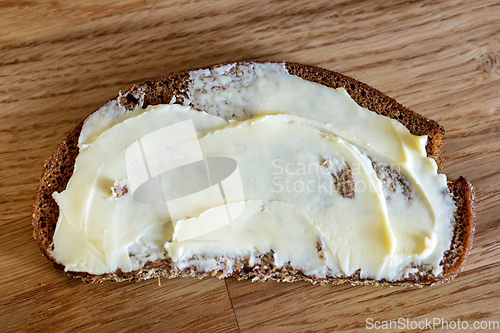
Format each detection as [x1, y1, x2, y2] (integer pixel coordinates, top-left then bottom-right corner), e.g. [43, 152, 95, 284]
[51, 63, 456, 281]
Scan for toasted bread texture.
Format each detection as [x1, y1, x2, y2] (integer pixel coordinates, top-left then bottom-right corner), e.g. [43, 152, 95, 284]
[32, 61, 476, 286]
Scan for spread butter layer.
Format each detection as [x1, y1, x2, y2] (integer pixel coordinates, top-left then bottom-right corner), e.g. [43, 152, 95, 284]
[52, 63, 455, 280]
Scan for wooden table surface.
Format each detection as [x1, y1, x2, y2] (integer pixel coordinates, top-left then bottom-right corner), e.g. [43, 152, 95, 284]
[1, 0, 499, 332]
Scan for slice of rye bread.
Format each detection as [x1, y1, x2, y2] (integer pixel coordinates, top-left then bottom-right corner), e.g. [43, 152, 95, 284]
[31, 61, 476, 286]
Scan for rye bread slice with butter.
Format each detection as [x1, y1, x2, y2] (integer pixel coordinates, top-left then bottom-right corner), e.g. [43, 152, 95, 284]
[31, 61, 476, 286]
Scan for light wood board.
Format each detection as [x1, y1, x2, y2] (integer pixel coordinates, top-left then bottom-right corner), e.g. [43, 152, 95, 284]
[1, 0, 499, 332]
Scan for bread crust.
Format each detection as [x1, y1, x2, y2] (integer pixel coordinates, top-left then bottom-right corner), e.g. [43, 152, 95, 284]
[31, 61, 475, 286]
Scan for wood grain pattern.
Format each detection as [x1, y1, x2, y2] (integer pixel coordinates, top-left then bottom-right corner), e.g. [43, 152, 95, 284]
[1, 0, 499, 332]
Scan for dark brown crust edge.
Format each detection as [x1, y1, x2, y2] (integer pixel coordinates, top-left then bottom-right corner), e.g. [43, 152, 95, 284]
[442, 177, 476, 280]
[31, 61, 475, 286]
[284, 62, 446, 167]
